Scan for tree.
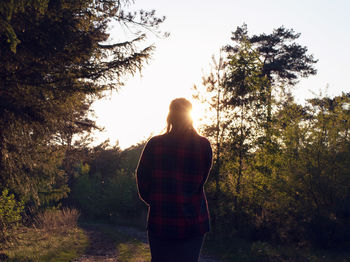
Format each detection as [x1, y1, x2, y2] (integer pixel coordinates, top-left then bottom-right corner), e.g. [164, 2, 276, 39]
[224, 38, 267, 215]
[0, 0, 165, 207]
[0, 0, 49, 53]
[225, 24, 317, 140]
[224, 26, 318, 224]
[193, 53, 232, 235]
[70, 142, 147, 221]
[194, 24, 350, 247]
[262, 93, 350, 246]
[301, 93, 350, 246]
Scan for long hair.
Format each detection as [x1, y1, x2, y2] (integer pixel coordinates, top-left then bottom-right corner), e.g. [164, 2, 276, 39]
[166, 98, 193, 134]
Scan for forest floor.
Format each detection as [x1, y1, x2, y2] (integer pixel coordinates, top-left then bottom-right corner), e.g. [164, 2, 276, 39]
[73, 223, 222, 262]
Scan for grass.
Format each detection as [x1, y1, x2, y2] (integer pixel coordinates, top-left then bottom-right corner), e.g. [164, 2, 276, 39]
[0, 208, 88, 262]
[1, 217, 150, 262]
[5, 213, 349, 262]
[33, 208, 80, 231]
[1, 226, 88, 261]
[117, 240, 151, 262]
[202, 232, 350, 262]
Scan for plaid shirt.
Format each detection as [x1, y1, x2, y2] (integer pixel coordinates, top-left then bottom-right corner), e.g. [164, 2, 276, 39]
[136, 130, 212, 239]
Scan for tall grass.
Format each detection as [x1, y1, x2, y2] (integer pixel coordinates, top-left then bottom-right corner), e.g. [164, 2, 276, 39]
[33, 208, 80, 231]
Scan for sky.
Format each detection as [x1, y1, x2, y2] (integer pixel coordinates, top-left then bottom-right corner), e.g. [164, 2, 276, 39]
[91, 0, 350, 149]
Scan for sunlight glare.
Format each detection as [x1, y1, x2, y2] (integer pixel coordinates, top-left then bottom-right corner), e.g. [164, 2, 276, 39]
[189, 98, 206, 132]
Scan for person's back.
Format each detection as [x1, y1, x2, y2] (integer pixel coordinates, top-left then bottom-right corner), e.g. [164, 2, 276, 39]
[138, 130, 212, 238]
[136, 98, 212, 262]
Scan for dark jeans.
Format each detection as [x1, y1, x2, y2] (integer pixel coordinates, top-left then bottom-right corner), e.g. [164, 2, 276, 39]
[148, 231, 205, 262]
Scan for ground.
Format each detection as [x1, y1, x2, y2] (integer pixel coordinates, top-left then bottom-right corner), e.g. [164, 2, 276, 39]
[74, 224, 222, 262]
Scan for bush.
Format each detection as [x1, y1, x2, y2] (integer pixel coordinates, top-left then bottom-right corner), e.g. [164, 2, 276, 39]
[0, 188, 24, 243]
[70, 171, 103, 218]
[102, 169, 145, 219]
[71, 166, 146, 222]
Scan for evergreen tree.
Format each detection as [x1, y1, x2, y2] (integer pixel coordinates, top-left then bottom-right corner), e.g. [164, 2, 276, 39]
[0, 0, 165, 206]
[193, 53, 229, 234]
[223, 38, 267, 219]
[225, 24, 317, 140]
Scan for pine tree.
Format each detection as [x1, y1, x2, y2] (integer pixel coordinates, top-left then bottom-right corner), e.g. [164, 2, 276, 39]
[225, 24, 317, 141]
[0, 0, 165, 206]
[224, 38, 268, 214]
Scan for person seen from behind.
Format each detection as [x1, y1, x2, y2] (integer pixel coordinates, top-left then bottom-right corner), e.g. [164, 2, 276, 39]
[136, 98, 213, 262]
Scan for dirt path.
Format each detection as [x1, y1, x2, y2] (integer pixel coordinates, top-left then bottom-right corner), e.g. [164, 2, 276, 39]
[114, 225, 221, 262]
[73, 225, 119, 262]
[74, 224, 222, 262]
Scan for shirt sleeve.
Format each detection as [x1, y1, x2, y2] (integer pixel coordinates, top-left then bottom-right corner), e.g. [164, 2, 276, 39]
[136, 138, 154, 205]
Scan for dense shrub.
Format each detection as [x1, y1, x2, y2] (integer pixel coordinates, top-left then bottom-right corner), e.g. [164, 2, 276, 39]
[0, 188, 24, 243]
[71, 164, 145, 222]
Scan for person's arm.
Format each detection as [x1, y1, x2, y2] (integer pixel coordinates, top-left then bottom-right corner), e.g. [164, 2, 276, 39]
[136, 139, 153, 205]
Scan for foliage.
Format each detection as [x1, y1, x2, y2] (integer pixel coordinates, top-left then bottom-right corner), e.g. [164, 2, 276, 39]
[225, 24, 318, 142]
[238, 93, 350, 247]
[226, 24, 318, 86]
[194, 24, 350, 249]
[193, 53, 229, 231]
[120, 142, 146, 175]
[0, 189, 24, 243]
[70, 143, 146, 222]
[70, 166, 103, 219]
[88, 146, 122, 180]
[0, 0, 165, 211]
[0, 0, 49, 52]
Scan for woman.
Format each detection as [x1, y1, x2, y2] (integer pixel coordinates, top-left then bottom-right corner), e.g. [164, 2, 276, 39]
[136, 98, 212, 262]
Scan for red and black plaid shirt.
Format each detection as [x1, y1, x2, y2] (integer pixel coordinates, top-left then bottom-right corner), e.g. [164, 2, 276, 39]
[136, 130, 212, 239]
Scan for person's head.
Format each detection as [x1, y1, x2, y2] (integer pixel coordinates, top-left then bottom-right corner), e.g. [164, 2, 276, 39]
[166, 98, 193, 133]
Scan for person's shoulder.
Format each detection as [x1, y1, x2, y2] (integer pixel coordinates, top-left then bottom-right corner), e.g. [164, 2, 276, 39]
[151, 134, 168, 141]
[142, 136, 160, 153]
[193, 132, 211, 147]
[146, 134, 167, 145]
[192, 131, 209, 143]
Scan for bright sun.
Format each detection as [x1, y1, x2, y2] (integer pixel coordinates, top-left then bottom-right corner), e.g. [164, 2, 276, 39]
[189, 99, 207, 131]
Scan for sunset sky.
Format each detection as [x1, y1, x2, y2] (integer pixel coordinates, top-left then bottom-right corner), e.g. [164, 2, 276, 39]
[91, 0, 350, 149]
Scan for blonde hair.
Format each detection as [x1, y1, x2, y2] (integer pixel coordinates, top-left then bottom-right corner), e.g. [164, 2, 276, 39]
[166, 98, 193, 133]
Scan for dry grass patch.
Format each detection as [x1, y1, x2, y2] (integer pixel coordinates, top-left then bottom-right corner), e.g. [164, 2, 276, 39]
[0, 208, 88, 261]
[1, 226, 88, 261]
[33, 208, 80, 231]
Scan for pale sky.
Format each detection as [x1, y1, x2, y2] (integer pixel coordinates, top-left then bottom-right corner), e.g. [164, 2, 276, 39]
[91, 0, 350, 149]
